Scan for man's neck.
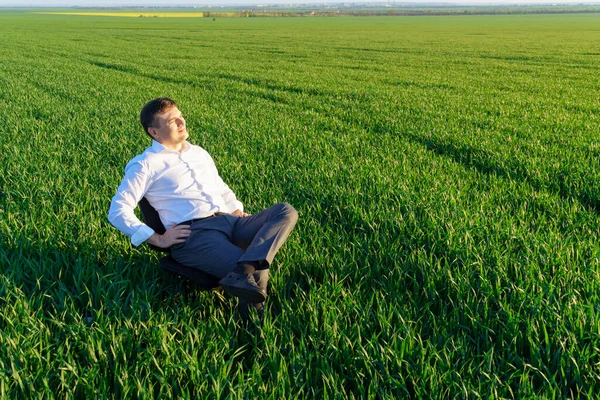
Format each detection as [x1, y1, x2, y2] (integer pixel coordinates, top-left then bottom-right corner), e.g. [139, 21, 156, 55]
[160, 141, 186, 153]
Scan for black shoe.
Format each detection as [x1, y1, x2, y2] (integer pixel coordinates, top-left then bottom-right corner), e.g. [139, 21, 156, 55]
[219, 272, 267, 303]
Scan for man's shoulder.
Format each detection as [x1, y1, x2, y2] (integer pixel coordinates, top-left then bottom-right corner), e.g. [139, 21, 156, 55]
[123, 144, 158, 171]
[124, 152, 149, 172]
[187, 142, 208, 152]
[186, 142, 213, 159]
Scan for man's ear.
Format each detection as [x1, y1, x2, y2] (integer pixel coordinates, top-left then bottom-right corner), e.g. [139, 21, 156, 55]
[148, 127, 158, 140]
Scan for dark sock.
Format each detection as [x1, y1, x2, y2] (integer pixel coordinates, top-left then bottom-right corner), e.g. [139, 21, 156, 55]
[234, 261, 260, 275]
[255, 260, 269, 271]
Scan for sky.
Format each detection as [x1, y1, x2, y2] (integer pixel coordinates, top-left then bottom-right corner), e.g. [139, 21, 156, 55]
[1, 0, 599, 6]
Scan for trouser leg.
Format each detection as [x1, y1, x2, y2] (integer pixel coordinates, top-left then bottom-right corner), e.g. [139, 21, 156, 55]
[171, 203, 297, 309]
[170, 216, 243, 279]
[223, 202, 296, 308]
[171, 203, 297, 275]
[232, 202, 298, 266]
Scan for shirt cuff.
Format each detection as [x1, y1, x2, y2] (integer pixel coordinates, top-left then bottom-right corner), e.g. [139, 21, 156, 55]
[229, 200, 243, 213]
[131, 225, 155, 247]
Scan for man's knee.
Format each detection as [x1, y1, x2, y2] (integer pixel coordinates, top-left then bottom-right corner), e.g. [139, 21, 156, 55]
[276, 202, 298, 225]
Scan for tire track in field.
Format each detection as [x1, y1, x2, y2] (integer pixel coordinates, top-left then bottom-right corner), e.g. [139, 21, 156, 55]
[323, 96, 600, 216]
[5, 42, 203, 93]
[55, 47, 600, 215]
[215, 72, 326, 98]
[88, 60, 199, 87]
[212, 70, 600, 219]
[406, 132, 600, 214]
[212, 73, 373, 112]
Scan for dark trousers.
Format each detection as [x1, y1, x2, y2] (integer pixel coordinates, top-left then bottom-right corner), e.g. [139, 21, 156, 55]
[170, 202, 298, 280]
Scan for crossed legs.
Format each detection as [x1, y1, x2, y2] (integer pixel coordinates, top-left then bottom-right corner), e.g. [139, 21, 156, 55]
[170, 202, 298, 314]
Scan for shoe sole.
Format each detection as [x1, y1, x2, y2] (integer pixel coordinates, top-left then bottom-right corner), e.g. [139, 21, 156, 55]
[221, 284, 267, 303]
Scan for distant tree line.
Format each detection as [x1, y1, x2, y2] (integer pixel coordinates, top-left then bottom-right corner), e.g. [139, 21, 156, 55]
[202, 7, 600, 18]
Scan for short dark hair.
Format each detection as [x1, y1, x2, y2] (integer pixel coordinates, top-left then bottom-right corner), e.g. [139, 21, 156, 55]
[140, 97, 178, 138]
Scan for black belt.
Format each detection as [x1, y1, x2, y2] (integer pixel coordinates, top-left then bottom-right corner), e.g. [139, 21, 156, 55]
[180, 212, 227, 226]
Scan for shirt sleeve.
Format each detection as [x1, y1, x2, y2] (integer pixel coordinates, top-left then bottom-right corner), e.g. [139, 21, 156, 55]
[220, 178, 244, 213]
[209, 154, 243, 213]
[108, 160, 156, 246]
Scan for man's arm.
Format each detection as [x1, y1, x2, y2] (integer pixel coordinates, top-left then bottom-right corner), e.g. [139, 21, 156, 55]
[109, 160, 193, 247]
[108, 161, 156, 246]
[207, 153, 244, 213]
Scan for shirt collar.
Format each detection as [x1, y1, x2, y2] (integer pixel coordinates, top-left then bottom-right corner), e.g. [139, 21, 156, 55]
[150, 140, 190, 154]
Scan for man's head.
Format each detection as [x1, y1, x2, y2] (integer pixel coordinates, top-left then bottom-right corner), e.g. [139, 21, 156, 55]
[140, 97, 188, 149]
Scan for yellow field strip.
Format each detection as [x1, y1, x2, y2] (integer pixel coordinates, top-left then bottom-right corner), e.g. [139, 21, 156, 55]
[32, 12, 206, 18]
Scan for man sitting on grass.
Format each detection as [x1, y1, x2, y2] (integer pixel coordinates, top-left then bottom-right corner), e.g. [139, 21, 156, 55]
[108, 97, 298, 320]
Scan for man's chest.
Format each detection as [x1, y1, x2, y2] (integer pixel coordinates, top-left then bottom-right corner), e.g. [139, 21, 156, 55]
[148, 155, 218, 193]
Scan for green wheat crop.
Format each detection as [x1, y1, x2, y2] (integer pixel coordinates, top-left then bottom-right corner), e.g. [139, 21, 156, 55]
[0, 10, 599, 398]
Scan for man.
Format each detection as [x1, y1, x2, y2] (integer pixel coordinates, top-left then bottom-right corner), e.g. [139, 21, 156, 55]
[108, 97, 298, 320]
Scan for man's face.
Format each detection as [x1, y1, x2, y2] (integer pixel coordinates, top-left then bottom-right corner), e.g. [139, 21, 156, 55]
[148, 106, 188, 148]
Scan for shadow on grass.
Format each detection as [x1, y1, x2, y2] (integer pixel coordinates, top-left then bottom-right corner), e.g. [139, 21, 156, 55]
[275, 177, 588, 396]
[407, 133, 600, 214]
[215, 72, 325, 97]
[0, 236, 233, 325]
[88, 60, 202, 87]
[395, 79, 455, 90]
[0, 235, 275, 397]
[334, 46, 422, 55]
[277, 184, 407, 293]
[252, 91, 291, 106]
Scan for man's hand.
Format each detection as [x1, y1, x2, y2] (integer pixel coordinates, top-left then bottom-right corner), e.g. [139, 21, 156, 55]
[146, 224, 191, 248]
[231, 209, 250, 218]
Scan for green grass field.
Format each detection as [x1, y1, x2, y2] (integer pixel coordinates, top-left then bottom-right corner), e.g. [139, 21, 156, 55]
[0, 10, 599, 398]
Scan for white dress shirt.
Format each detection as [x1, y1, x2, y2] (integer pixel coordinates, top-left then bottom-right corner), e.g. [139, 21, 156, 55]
[108, 140, 243, 246]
